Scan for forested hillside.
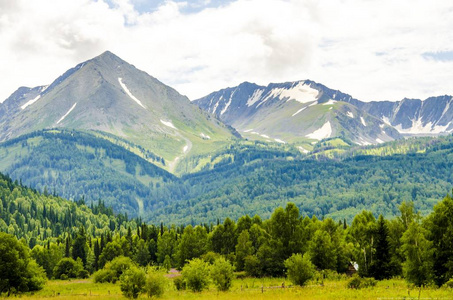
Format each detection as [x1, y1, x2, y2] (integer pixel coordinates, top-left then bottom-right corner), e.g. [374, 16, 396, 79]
[0, 130, 175, 216]
[0, 172, 137, 248]
[2, 129, 453, 225]
[145, 137, 453, 224]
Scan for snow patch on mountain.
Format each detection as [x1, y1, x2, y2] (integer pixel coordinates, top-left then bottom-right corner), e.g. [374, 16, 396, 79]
[439, 100, 451, 121]
[220, 96, 232, 116]
[274, 138, 286, 144]
[160, 119, 177, 130]
[376, 138, 384, 144]
[323, 99, 337, 105]
[292, 107, 307, 117]
[262, 82, 319, 105]
[21, 95, 41, 110]
[360, 117, 367, 126]
[57, 103, 77, 124]
[246, 89, 264, 107]
[298, 146, 309, 154]
[395, 119, 451, 134]
[200, 133, 211, 139]
[382, 116, 391, 125]
[306, 121, 332, 140]
[118, 78, 146, 109]
[347, 112, 354, 118]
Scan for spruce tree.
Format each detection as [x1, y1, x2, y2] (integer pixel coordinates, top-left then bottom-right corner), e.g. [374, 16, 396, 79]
[369, 215, 391, 280]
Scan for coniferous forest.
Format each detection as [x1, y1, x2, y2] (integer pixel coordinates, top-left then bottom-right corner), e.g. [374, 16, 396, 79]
[1, 170, 453, 296]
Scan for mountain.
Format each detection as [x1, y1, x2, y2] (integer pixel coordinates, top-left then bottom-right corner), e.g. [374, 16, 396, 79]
[346, 96, 453, 135]
[0, 51, 238, 170]
[194, 80, 401, 147]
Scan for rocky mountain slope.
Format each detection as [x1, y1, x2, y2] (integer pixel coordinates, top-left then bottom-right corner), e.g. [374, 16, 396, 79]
[194, 80, 401, 146]
[0, 51, 238, 169]
[346, 96, 453, 135]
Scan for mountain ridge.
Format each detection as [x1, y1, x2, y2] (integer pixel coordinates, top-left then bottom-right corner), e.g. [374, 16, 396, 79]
[0, 51, 238, 168]
[195, 79, 453, 145]
[194, 79, 401, 146]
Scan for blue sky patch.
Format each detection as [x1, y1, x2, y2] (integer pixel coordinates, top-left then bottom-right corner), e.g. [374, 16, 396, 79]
[422, 51, 453, 62]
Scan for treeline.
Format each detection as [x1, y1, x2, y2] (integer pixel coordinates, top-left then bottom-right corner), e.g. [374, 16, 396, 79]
[3, 193, 452, 290]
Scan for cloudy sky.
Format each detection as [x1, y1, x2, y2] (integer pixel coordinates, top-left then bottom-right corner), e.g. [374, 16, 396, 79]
[1, 0, 452, 102]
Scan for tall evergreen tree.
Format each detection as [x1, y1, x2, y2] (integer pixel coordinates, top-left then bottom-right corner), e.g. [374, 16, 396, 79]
[369, 215, 391, 280]
[72, 226, 88, 266]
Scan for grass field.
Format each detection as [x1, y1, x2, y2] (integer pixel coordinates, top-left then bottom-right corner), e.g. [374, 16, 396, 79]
[4, 277, 452, 300]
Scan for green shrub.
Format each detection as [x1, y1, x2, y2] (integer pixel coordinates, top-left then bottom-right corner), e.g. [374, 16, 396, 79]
[182, 258, 210, 292]
[244, 255, 261, 277]
[202, 251, 221, 265]
[443, 278, 453, 288]
[53, 257, 84, 279]
[173, 276, 186, 290]
[210, 257, 234, 291]
[93, 268, 116, 283]
[145, 267, 168, 298]
[284, 253, 315, 286]
[347, 275, 377, 289]
[347, 276, 362, 289]
[93, 256, 134, 283]
[0, 232, 47, 294]
[120, 266, 146, 299]
[162, 255, 171, 272]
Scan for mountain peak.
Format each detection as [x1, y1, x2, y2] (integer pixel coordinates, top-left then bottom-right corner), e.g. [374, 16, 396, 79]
[92, 50, 124, 63]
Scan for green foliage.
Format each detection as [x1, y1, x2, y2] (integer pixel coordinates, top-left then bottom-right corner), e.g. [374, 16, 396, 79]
[53, 257, 85, 279]
[93, 256, 134, 283]
[0, 232, 47, 294]
[145, 267, 168, 298]
[210, 257, 234, 291]
[146, 137, 453, 224]
[120, 266, 146, 299]
[176, 225, 208, 268]
[30, 244, 63, 279]
[369, 215, 391, 280]
[173, 276, 186, 291]
[0, 130, 173, 217]
[308, 230, 337, 270]
[157, 230, 177, 265]
[244, 255, 261, 277]
[426, 194, 453, 286]
[349, 211, 376, 277]
[162, 255, 172, 272]
[235, 230, 253, 271]
[99, 241, 123, 268]
[346, 275, 377, 289]
[181, 258, 210, 292]
[401, 222, 434, 287]
[284, 253, 315, 286]
[443, 278, 453, 288]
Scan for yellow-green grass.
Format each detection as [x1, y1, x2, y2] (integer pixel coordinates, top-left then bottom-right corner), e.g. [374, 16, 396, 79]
[6, 277, 452, 300]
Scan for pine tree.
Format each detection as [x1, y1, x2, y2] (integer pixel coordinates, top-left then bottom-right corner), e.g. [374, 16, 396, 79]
[369, 215, 391, 280]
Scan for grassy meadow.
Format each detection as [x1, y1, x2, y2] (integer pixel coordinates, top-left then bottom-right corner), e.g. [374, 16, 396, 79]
[4, 277, 452, 300]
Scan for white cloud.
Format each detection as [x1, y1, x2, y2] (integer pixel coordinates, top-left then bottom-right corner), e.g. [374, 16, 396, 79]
[0, 0, 452, 102]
